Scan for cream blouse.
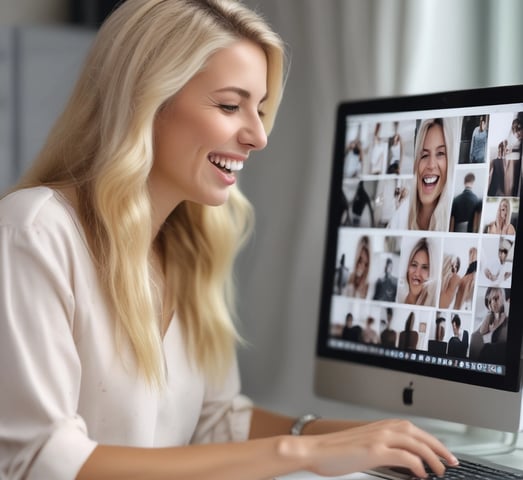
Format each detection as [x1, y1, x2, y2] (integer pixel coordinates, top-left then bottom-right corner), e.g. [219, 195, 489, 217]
[0, 187, 252, 480]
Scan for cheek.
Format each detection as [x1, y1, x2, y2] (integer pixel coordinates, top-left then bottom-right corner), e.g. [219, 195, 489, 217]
[439, 157, 448, 180]
[416, 159, 424, 177]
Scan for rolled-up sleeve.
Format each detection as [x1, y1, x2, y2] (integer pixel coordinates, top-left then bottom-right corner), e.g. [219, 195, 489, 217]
[190, 356, 253, 444]
[0, 218, 97, 479]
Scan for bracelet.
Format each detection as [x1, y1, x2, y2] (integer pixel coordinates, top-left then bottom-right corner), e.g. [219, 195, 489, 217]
[290, 413, 321, 436]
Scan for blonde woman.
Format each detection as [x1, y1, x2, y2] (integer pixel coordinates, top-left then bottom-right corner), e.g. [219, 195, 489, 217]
[0, 1, 456, 479]
[388, 118, 457, 231]
[345, 235, 371, 298]
[400, 237, 437, 306]
[485, 197, 516, 235]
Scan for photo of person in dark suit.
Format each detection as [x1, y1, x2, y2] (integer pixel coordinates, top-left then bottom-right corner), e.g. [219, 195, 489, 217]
[487, 141, 511, 197]
[446, 314, 469, 358]
[449, 172, 481, 233]
[427, 314, 447, 355]
[373, 257, 398, 302]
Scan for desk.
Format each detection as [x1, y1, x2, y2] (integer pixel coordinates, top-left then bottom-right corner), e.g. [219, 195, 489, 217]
[277, 473, 376, 480]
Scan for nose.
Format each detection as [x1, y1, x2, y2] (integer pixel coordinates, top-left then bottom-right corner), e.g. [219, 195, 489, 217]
[426, 152, 437, 168]
[239, 114, 268, 151]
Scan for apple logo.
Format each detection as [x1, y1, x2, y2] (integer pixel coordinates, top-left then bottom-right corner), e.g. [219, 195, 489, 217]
[403, 382, 414, 405]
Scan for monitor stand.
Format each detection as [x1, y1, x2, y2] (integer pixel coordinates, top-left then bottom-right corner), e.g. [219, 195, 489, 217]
[425, 421, 520, 457]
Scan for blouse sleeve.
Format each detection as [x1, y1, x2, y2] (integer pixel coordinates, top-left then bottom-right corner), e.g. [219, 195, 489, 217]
[0, 219, 97, 479]
[190, 355, 253, 444]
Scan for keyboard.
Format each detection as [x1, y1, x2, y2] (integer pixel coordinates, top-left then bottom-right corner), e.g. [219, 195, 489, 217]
[367, 455, 523, 479]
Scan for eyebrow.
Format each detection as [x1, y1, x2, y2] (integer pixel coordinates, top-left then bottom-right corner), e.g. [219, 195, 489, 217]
[422, 144, 446, 151]
[214, 86, 268, 103]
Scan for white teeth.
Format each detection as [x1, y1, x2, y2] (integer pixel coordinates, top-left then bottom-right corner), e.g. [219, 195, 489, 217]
[233, 161, 244, 171]
[208, 154, 244, 172]
[423, 175, 438, 185]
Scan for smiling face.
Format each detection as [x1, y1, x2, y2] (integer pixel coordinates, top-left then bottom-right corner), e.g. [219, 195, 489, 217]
[149, 40, 268, 214]
[416, 123, 448, 212]
[407, 247, 430, 299]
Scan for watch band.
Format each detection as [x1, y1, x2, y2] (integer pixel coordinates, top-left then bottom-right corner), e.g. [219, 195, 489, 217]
[290, 413, 321, 435]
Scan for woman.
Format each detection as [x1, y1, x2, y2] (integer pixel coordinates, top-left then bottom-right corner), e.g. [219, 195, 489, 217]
[439, 254, 461, 309]
[478, 288, 508, 344]
[470, 287, 508, 362]
[0, 1, 457, 479]
[345, 235, 371, 298]
[400, 237, 437, 306]
[388, 118, 456, 231]
[368, 122, 388, 174]
[485, 197, 516, 235]
[344, 138, 363, 178]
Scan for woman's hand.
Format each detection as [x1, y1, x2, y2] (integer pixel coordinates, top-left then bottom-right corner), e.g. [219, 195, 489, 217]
[297, 419, 458, 478]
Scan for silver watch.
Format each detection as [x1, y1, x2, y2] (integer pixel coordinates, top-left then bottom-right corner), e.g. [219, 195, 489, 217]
[290, 413, 320, 435]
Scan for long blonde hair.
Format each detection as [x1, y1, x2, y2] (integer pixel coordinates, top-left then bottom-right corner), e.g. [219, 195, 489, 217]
[14, 0, 287, 386]
[495, 198, 512, 231]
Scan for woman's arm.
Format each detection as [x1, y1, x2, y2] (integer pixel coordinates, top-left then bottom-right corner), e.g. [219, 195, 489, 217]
[249, 407, 367, 438]
[76, 438, 302, 480]
[77, 416, 458, 480]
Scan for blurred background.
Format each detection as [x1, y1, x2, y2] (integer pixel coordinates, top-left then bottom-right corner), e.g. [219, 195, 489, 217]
[1, 0, 522, 420]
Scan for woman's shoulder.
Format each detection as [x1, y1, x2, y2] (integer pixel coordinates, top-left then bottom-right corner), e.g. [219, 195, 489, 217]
[0, 186, 76, 229]
[0, 186, 89, 270]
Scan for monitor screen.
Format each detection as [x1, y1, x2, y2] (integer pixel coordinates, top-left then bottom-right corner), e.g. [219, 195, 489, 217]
[315, 85, 523, 433]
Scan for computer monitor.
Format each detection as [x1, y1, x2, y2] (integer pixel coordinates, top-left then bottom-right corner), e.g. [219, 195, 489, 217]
[315, 85, 523, 434]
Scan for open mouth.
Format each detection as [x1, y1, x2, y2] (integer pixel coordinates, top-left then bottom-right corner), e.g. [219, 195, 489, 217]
[208, 154, 244, 174]
[422, 175, 439, 186]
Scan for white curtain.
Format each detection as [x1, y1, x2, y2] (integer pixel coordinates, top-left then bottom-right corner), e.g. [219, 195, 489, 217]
[236, 0, 523, 415]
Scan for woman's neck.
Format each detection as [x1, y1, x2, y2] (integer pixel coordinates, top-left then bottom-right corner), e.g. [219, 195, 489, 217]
[417, 204, 435, 230]
[405, 291, 420, 304]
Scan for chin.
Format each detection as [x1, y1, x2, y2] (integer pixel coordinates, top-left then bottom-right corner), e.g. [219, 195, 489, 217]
[203, 192, 230, 207]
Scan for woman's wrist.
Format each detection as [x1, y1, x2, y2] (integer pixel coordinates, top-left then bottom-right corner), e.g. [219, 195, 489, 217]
[290, 413, 321, 436]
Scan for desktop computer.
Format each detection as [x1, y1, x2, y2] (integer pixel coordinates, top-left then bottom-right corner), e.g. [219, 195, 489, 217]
[314, 84, 523, 464]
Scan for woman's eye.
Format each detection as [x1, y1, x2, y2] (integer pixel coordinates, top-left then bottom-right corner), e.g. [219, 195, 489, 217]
[219, 104, 239, 113]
